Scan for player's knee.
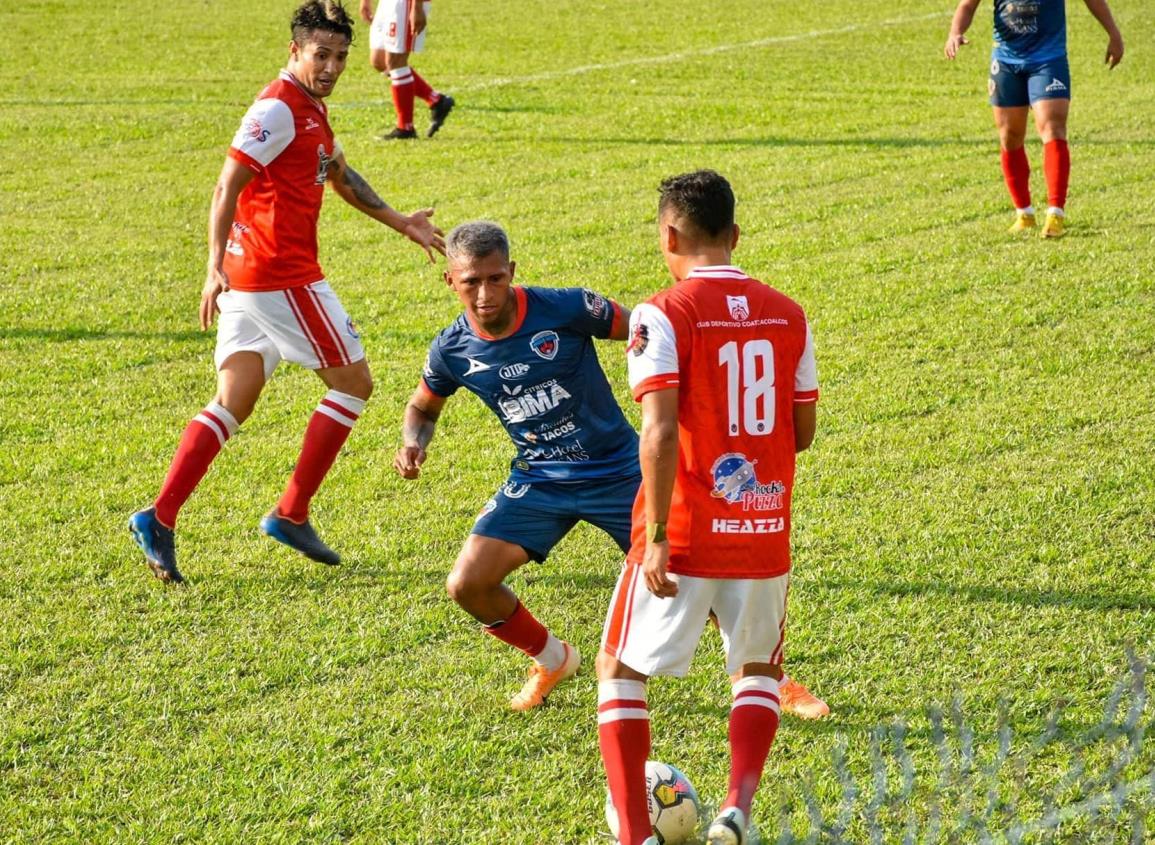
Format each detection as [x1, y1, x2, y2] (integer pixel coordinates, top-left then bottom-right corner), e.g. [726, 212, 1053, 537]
[445, 566, 475, 607]
[370, 51, 389, 73]
[999, 130, 1027, 151]
[385, 52, 409, 72]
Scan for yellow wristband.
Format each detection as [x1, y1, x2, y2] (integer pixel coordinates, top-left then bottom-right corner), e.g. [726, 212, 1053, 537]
[646, 522, 667, 543]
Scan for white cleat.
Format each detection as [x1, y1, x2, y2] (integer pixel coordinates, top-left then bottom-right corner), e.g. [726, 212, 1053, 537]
[707, 806, 747, 845]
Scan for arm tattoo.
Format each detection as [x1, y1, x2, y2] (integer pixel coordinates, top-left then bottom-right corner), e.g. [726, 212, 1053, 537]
[342, 165, 388, 210]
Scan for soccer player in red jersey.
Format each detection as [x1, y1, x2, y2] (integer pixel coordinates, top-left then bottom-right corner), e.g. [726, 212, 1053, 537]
[129, 0, 444, 584]
[945, 0, 1124, 238]
[597, 171, 818, 845]
[360, 0, 454, 139]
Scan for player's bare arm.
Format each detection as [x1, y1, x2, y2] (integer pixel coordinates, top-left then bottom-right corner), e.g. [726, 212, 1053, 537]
[358, 0, 374, 24]
[327, 152, 446, 261]
[639, 388, 680, 599]
[609, 306, 632, 341]
[394, 386, 446, 479]
[944, 0, 982, 59]
[1083, 0, 1124, 67]
[794, 402, 817, 452]
[201, 157, 255, 330]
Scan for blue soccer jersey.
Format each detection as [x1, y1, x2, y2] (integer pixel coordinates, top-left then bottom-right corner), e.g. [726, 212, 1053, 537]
[422, 286, 640, 483]
[993, 0, 1067, 63]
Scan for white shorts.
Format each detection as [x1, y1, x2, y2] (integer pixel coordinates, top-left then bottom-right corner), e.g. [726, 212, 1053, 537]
[601, 565, 789, 678]
[369, 0, 430, 53]
[214, 281, 365, 379]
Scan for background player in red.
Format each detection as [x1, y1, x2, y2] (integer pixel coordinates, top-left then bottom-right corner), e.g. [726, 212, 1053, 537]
[597, 171, 818, 845]
[945, 0, 1124, 238]
[361, 0, 454, 139]
[129, 0, 444, 584]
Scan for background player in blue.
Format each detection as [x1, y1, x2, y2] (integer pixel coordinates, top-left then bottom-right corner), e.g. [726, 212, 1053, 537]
[945, 0, 1124, 238]
[393, 221, 639, 711]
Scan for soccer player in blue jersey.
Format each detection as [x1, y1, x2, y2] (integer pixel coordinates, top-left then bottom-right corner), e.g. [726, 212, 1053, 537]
[393, 221, 639, 710]
[395, 220, 831, 718]
[945, 0, 1124, 238]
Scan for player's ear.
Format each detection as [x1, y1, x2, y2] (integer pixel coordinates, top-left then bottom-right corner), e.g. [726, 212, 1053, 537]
[443, 271, 453, 288]
[661, 223, 677, 255]
[507, 260, 516, 281]
[730, 223, 740, 251]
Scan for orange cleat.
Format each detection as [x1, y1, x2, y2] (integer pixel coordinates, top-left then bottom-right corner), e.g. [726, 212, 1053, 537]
[511, 642, 581, 711]
[779, 676, 830, 719]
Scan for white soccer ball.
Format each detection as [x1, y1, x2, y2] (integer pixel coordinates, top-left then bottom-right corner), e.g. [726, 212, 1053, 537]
[604, 760, 702, 845]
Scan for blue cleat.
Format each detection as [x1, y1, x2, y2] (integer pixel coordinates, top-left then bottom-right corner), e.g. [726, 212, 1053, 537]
[129, 507, 183, 584]
[259, 510, 341, 566]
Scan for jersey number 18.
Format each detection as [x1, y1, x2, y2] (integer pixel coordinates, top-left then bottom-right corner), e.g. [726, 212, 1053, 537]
[719, 339, 775, 437]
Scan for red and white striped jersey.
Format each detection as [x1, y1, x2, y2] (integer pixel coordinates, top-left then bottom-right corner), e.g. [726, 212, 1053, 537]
[223, 71, 339, 292]
[626, 265, 818, 579]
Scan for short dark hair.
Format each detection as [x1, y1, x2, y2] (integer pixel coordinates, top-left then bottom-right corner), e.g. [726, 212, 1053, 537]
[658, 170, 735, 242]
[291, 0, 354, 45]
[446, 221, 511, 262]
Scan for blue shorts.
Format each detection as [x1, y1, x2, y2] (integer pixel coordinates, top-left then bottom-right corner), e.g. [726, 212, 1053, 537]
[471, 473, 641, 562]
[989, 56, 1071, 107]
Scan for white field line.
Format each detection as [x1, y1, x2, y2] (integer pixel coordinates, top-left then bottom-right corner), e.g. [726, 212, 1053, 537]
[336, 9, 950, 107]
[471, 11, 951, 91]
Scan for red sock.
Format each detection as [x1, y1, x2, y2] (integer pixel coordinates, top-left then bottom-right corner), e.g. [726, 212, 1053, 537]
[1000, 146, 1032, 210]
[277, 390, 365, 523]
[724, 677, 781, 816]
[409, 68, 439, 105]
[389, 68, 415, 129]
[1043, 139, 1070, 210]
[599, 679, 653, 845]
[154, 402, 238, 528]
[483, 600, 549, 656]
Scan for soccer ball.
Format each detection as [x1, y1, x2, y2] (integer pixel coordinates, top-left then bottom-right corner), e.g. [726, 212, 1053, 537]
[604, 760, 702, 845]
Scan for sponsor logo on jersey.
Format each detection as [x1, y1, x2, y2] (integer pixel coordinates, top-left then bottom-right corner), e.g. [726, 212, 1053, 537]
[524, 439, 589, 462]
[502, 482, 531, 499]
[1045, 77, 1067, 93]
[525, 420, 577, 443]
[628, 322, 649, 357]
[710, 453, 786, 511]
[726, 295, 750, 321]
[530, 330, 560, 360]
[582, 289, 608, 318]
[463, 357, 491, 376]
[304, 117, 321, 131]
[499, 362, 531, 380]
[711, 517, 785, 534]
[345, 316, 361, 339]
[246, 118, 270, 142]
[497, 380, 572, 423]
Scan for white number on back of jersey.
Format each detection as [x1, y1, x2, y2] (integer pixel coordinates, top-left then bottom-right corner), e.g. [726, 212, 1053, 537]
[719, 340, 775, 436]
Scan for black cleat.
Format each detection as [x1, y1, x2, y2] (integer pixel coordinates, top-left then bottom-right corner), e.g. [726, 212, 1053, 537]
[129, 507, 183, 584]
[379, 126, 417, 140]
[259, 510, 341, 566]
[427, 94, 455, 138]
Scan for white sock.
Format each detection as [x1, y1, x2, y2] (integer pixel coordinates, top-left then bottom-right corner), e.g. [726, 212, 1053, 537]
[1046, 206, 1065, 217]
[1017, 205, 1035, 215]
[534, 634, 567, 670]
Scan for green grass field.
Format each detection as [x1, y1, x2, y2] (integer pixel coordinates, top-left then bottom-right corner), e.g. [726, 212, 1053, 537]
[2, 0, 1154, 841]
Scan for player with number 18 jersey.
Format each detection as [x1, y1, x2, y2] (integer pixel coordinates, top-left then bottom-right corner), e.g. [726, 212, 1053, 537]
[624, 265, 817, 578]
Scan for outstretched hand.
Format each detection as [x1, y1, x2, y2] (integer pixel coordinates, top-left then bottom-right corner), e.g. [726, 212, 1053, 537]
[404, 208, 446, 263]
[200, 266, 230, 330]
[944, 33, 969, 60]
